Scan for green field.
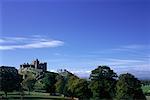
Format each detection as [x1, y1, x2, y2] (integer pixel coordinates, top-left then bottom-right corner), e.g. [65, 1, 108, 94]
[1, 90, 150, 100]
[0, 92, 72, 100]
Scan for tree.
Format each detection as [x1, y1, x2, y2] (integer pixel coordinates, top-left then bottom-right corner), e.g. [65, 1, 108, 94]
[22, 77, 36, 94]
[89, 66, 117, 99]
[55, 75, 66, 95]
[115, 73, 146, 100]
[66, 76, 78, 98]
[55, 69, 79, 97]
[41, 72, 57, 94]
[34, 79, 45, 91]
[0, 66, 22, 97]
[68, 78, 92, 99]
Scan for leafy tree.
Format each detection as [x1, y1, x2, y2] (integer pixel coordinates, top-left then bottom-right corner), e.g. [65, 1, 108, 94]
[41, 72, 57, 94]
[34, 79, 45, 91]
[0, 66, 22, 97]
[22, 77, 36, 94]
[68, 78, 92, 99]
[89, 66, 117, 100]
[55, 75, 66, 95]
[55, 69, 79, 97]
[115, 73, 146, 100]
[67, 76, 78, 98]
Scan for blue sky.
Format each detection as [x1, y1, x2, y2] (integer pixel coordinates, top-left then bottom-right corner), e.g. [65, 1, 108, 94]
[0, 0, 150, 78]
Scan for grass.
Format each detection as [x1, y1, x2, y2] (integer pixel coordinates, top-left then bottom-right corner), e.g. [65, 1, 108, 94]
[1, 90, 149, 100]
[0, 91, 71, 100]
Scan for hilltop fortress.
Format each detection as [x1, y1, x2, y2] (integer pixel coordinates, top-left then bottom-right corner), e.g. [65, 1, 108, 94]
[20, 59, 47, 72]
[19, 59, 47, 79]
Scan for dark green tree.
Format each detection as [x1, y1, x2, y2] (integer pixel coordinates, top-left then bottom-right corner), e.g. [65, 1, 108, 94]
[34, 79, 45, 91]
[0, 66, 22, 97]
[89, 66, 117, 100]
[115, 73, 146, 100]
[41, 72, 57, 94]
[55, 75, 66, 95]
[55, 69, 79, 97]
[22, 77, 36, 94]
[68, 78, 92, 99]
[66, 76, 78, 98]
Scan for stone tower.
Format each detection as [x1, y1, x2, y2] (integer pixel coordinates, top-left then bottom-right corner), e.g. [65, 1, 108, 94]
[34, 59, 39, 69]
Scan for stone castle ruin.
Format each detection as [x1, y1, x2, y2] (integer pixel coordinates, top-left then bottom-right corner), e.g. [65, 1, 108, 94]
[20, 59, 47, 72]
[19, 59, 47, 79]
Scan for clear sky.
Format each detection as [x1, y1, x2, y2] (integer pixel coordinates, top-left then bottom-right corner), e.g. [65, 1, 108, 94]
[0, 0, 150, 79]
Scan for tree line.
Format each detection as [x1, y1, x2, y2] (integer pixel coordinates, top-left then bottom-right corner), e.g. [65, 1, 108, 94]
[0, 66, 147, 100]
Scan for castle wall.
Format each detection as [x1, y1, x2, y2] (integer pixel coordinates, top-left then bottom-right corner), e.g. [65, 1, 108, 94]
[20, 59, 47, 72]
